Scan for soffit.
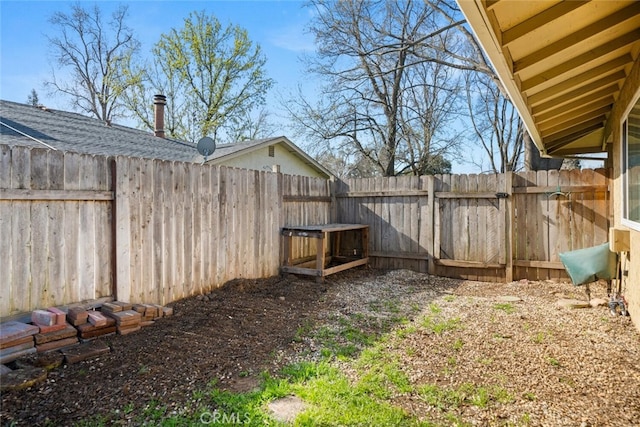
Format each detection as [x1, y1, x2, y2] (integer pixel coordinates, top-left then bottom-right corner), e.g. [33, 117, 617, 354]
[458, 0, 640, 157]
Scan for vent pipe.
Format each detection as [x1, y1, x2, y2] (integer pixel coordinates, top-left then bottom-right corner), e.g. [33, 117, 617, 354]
[153, 94, 166, 138]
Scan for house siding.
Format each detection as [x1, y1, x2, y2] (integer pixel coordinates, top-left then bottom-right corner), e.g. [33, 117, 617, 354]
[610, 55, 640, 332]
[217, 144, 326, 178]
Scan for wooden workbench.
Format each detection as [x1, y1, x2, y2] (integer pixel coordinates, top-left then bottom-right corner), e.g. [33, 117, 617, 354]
[281, 223, 369, 281]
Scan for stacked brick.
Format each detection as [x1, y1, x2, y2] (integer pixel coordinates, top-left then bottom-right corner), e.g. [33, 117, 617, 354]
[31, 308, 79, 353]
[0, 300, 173, 364]
[0, 322, 39, 364]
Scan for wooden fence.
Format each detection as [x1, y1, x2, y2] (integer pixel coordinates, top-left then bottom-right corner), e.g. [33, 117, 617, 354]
[0, 143, 611, 318]
[0, 145, 330, 318]
[334, 169, 611, 282]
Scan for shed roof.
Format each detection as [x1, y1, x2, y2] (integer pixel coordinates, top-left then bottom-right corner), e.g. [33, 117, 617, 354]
[457, 0, 640, 157]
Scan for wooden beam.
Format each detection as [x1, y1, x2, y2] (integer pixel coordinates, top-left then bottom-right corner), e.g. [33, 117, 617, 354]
[532, 79, 620, 114]
[512, 185, 608, 194]
[369, 251, 429, 261]
[543, 118, 605, 142]
[521, 51, 632, 93]
[513, 260, 565, 270]
[502, 1, 589, 47]
[0, 189, 114, 201]
[539, 107, 610, 134]
[535, 94, 614, 125]
[283, 195, 332, 203]
[335, 190, 428, 198]
[435, 192, 499, 199]
[527, 69, 626, 107]
[545, 124, 605, 152]
[514, 2, 640, 73]
[434, 258, 504, 269]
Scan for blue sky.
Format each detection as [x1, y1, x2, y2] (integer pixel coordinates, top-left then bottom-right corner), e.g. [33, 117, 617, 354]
[0, 0, 487, 173]
[0, 1, 316, 115]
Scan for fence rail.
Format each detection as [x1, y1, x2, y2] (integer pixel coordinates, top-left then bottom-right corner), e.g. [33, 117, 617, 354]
[0, 144, 611, 318]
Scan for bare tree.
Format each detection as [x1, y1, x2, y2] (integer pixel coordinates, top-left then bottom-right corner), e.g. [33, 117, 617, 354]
[45, 4, 142, 123]
[465, 72, 524, 173]
[286, 0, 464, 177]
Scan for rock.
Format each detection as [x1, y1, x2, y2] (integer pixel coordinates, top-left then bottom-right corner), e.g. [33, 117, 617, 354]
[590, 298, 608, 308]
[496, 296, 522, 302]
[0, 366, 48, 392]
[556, 298, 591, 309]
[268, 395, 308, 423]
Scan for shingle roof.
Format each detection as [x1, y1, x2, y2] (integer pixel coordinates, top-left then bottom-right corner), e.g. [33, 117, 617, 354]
[0, 100, 199, 162]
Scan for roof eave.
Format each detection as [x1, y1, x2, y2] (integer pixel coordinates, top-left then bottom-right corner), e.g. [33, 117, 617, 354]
[458, 0, 549, 157]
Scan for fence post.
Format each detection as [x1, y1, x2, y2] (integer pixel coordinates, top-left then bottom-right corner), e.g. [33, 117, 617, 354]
[426, 175, 435, 275]
[504, 172, 514, 282]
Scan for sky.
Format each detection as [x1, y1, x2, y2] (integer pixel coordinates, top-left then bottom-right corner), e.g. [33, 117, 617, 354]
[0, 1, 316, 112]
[0, 0, 486, 173]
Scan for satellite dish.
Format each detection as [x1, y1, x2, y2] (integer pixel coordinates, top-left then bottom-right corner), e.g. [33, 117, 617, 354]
[196, 136, 216, 162]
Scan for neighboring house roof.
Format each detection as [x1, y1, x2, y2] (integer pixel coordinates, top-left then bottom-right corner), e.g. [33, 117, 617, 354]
[457, 1, 640, 157]
[205, 136, 333, 179]
[0, 99, 199, 162]
[0, 100, 332, 178]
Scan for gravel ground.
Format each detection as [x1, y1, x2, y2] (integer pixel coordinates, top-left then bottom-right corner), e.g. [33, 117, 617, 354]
[2, 268, 639, 426]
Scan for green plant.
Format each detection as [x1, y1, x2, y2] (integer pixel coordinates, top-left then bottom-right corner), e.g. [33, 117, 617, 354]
[548, 357, 561, 367]
[452, 338, 464, 351]
[421, 315, 461, 334]
[493, 303, 516, 314]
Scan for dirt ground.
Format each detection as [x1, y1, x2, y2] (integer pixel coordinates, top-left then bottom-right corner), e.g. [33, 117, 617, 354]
[1, 268, 639, 426]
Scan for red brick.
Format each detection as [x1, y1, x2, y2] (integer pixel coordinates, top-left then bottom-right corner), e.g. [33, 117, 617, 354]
[87, 311, 107, 327]
[0, 321, 39, 344]
[34, 324, 77, 345]
[113, 301, 133, 311]
[104, 310, 141, 326]
[36, 337, 79, 353]
[31, 310, 56, 327]
[0, 341, 35, 363]
[162, 307, 174, 317]
[117, 325, 141, 336]
[46, 307, 67, 325]
[140, 320, 155, 327]
[67, 307, 88, 323]
[77, 317, 115, 333]
[36, 323, 67, 334]
[79, 326, 117, 339]
[100, 302, 121, 313]
[61, 340, 110, 364]
[0, 335, 33, 350]
[132, 304, 146, 313]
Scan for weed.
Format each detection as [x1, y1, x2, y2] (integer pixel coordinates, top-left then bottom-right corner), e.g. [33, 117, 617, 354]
[444, 295, 456, 302]
[548, 357, 561, 367]
[452, 338, 464, 351]
[523, 392, 537, 401]
[428, 302, 442, 314]
[421, 315, 461, 334]
[493, 302, 516, 314]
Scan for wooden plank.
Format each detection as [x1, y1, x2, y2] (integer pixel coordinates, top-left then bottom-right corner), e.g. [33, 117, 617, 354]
[513, 260, 566, 269]
[0, 146, 13, 315]
[435, 191, 501, 199]
[283, 195, 332, 202]
[334, 190, 429, 197]
[369, 251, 429, 260]
[183, 163, 194, 297]
[434, 259, 504, 269]
[163, 161, 176, 305]
[503, 172, 514, 282]
[152, 160, 165, 304]
[0, 189, 114, 200]
[115, 156, 132, 303]
[512, 185, 607, 194]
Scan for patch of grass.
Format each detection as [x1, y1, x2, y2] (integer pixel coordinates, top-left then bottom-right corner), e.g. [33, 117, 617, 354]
[493, 302, 516, 314]
[547, 357, 561, 367]
[428, 302, 442, 314]
[532, 331, 551, 344]
[452, 338, 464, 351]
[523, 392, 537, 401]
[421, 315, 461, 335]
[443, 294, 456, 302]
[418, 383, 514, 411]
